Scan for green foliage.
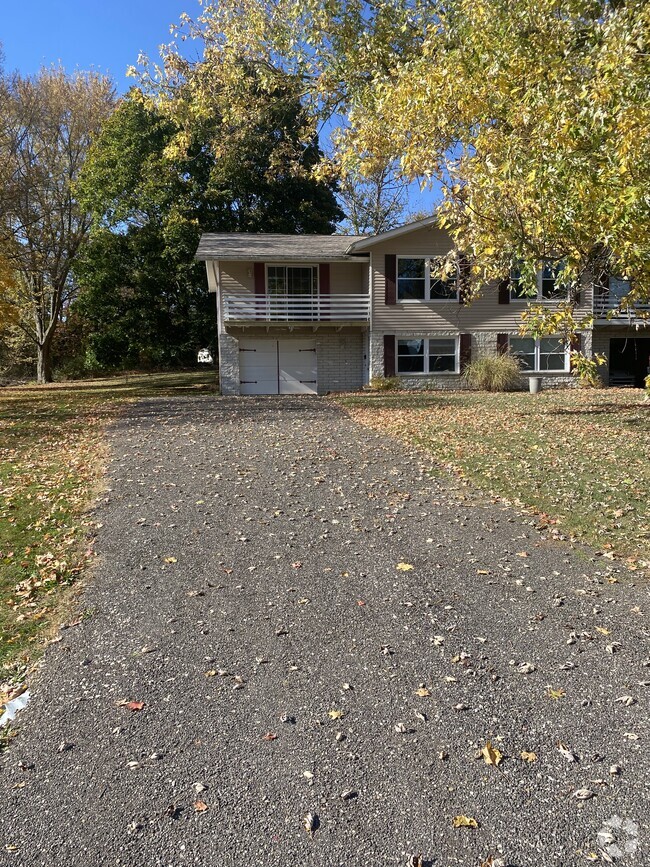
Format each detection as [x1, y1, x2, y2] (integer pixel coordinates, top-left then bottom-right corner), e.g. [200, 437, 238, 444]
[369, 375, 399, 391]
[462, 354, 523, 392]
[148, 0, 650, 336]
[73, 88, 342, 371]
[570, 352, 606, 388]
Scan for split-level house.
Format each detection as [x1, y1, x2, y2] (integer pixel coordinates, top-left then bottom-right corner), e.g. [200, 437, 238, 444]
[196, 217, 649, 395]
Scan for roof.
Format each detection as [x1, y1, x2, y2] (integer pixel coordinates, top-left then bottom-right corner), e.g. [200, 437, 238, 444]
[196, 233, 369, 262]
[346, 216, 439, 251]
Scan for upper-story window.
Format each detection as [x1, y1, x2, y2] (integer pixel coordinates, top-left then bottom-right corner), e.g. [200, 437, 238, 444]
[397, 256, 458, 302]
[608, 276, 632, 301]
[267, 265, 317, 296]
[510, 261, 569, 301]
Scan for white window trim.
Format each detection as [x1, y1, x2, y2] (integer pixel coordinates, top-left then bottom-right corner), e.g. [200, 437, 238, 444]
[396, 255, 459, 303]
[265, 263, 319, 295]
[510, 263, 569, 303]
[396, 335, 460, 375]
[509, 336, 571, 373]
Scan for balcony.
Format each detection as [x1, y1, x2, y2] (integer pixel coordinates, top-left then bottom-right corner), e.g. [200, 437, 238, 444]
[223, 292, 370, 325]
[594, 295, 650, 324]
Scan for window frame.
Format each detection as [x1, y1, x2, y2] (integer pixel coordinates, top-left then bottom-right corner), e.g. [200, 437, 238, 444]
[509, 335, 570, 373]
[509, 261, 570, 303]
[265, 263, 319, 296]
[396, 336, 460, 375]
[396, 255, 459, 303]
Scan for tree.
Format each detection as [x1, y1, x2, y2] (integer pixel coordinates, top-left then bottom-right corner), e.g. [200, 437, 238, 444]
[146, 0, 650, 337]
[74, 87, 342, 370]
[338, 162, 409, 234]
[0, 66, 115, 382]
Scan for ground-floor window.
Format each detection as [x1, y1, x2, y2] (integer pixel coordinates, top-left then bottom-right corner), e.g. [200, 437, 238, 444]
[509, 336, 569, 372]
[397, 337, 458, 374]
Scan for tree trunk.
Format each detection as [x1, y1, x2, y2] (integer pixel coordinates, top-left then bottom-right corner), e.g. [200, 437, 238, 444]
[36, 338, 53, 384]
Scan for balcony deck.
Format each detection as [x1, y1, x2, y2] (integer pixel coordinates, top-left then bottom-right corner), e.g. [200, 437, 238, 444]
[223, 292, 370, 325]
[594, 296, 650, 324]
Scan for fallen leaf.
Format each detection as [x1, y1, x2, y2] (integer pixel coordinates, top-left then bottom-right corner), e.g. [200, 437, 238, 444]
[481, 741, 503, 767]
[328, 709, 344, 720]
[163, 557, 177, 564]
[452, 815, 478, 829]
[117, 700, 145, 712]
[557, 742, 578, 763]
[595, 626, 611, 635]
[571, 788, 595, 800]
[304, 812, 319, 837]
[520, 751, 537, 763]
[396, 562, 414, 571]
[194, 801, 208, 812]
[262, 732, 278, 741]
[547, 687, 566, 700]
[204, 670, 217, 677]
[415, 687, 431, 697]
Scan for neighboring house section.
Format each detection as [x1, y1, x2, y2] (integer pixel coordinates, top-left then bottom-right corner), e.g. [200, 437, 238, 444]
[196, 217, 649, 395]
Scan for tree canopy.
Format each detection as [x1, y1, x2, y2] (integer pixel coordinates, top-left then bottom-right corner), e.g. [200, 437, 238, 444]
[142, 0, 650, 334]
[74, 86, 342, 370]
[0, 66, 115, 381]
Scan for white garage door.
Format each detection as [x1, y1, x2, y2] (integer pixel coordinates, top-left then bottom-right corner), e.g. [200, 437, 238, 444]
[239, 339, 317, 395]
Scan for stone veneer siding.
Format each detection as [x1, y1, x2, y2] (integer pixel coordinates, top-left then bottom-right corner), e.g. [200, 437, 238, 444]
[370, 329, 578, 390]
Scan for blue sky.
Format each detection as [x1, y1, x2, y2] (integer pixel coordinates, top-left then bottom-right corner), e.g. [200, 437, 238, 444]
[2, 1, 191, 92]
[2, 1, 438, 216]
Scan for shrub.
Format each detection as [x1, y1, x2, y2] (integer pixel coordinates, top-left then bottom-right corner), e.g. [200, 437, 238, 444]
[369, 375, 400, 391]
[462, 354, 523, 391]
[570, 351, 605, 388]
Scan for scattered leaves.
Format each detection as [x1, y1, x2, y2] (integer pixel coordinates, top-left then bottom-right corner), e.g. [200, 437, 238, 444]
[452, 815, 478, 829]
[481, 741, 503, 767]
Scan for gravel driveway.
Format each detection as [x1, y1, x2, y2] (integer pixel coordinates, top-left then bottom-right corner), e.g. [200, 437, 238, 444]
[1, 396, 648, 867]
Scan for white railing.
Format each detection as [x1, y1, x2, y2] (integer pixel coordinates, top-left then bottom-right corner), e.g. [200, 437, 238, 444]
[594, 296, 650, 320]
[223, 292, 370, 322]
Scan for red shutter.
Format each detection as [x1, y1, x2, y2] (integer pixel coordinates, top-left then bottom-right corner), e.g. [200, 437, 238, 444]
[496, 333, 509, 355]
[458, 254, 470, 305]
[319, 263, 330, 295]
[569, 333, 582, 369]
[459, 333, 472, 371]
[385, 254, 397, 305]
[384, 334, 396, 376]
[254, 263, 266, 296]
[498, 278, 510, 304]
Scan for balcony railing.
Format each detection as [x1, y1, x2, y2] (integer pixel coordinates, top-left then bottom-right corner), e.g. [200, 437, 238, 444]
[594, 296, 650, 321]
[223, 292, 370, 323]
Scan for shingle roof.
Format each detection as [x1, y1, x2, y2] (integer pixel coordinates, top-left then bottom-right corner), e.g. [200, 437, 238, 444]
[195, 233, 369, 262]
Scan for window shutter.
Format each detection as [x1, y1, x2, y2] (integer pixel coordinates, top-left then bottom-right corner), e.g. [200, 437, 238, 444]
[458, 254, 470, 305]
[254, 263, 266, 296]
[319, 263, 330, 295]
[570, 333, 582, 369]
[496, 333, 509, 355]
[459, 333, 472, 371]
[385, 255, 397, 305]
[498, 278, 510, 304]
[384, 334, 396, 376]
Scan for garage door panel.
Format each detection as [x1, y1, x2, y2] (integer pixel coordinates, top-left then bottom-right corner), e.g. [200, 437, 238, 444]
[238, 338, 317, 395]
[279, 340, 316, 395]
[239, 340, 279, 395]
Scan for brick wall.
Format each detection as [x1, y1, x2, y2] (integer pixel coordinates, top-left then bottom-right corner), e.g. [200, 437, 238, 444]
[316, 330, 364, 394]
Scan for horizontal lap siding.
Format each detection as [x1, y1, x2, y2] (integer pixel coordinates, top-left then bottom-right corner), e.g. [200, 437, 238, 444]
[371, 226, 593, 331]
[219, 261, 366, 296]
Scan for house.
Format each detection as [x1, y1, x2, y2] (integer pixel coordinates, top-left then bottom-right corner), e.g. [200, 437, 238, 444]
[196, 217, 650, 395]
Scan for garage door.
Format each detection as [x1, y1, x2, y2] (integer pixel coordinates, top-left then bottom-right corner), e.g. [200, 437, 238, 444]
[239, 339, 317, 395]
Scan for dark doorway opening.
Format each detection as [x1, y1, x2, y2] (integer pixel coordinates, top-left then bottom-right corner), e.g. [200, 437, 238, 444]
[609, 338, 650, 387]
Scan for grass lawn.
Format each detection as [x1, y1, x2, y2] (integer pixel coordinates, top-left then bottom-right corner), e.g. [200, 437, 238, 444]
[337, 388, 649, 573]
[0, 372, 217, 696]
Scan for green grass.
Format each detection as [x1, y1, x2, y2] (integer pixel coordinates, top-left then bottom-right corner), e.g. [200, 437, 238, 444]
[337, 388, 650, 572]
[0, 372, 217, 691]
